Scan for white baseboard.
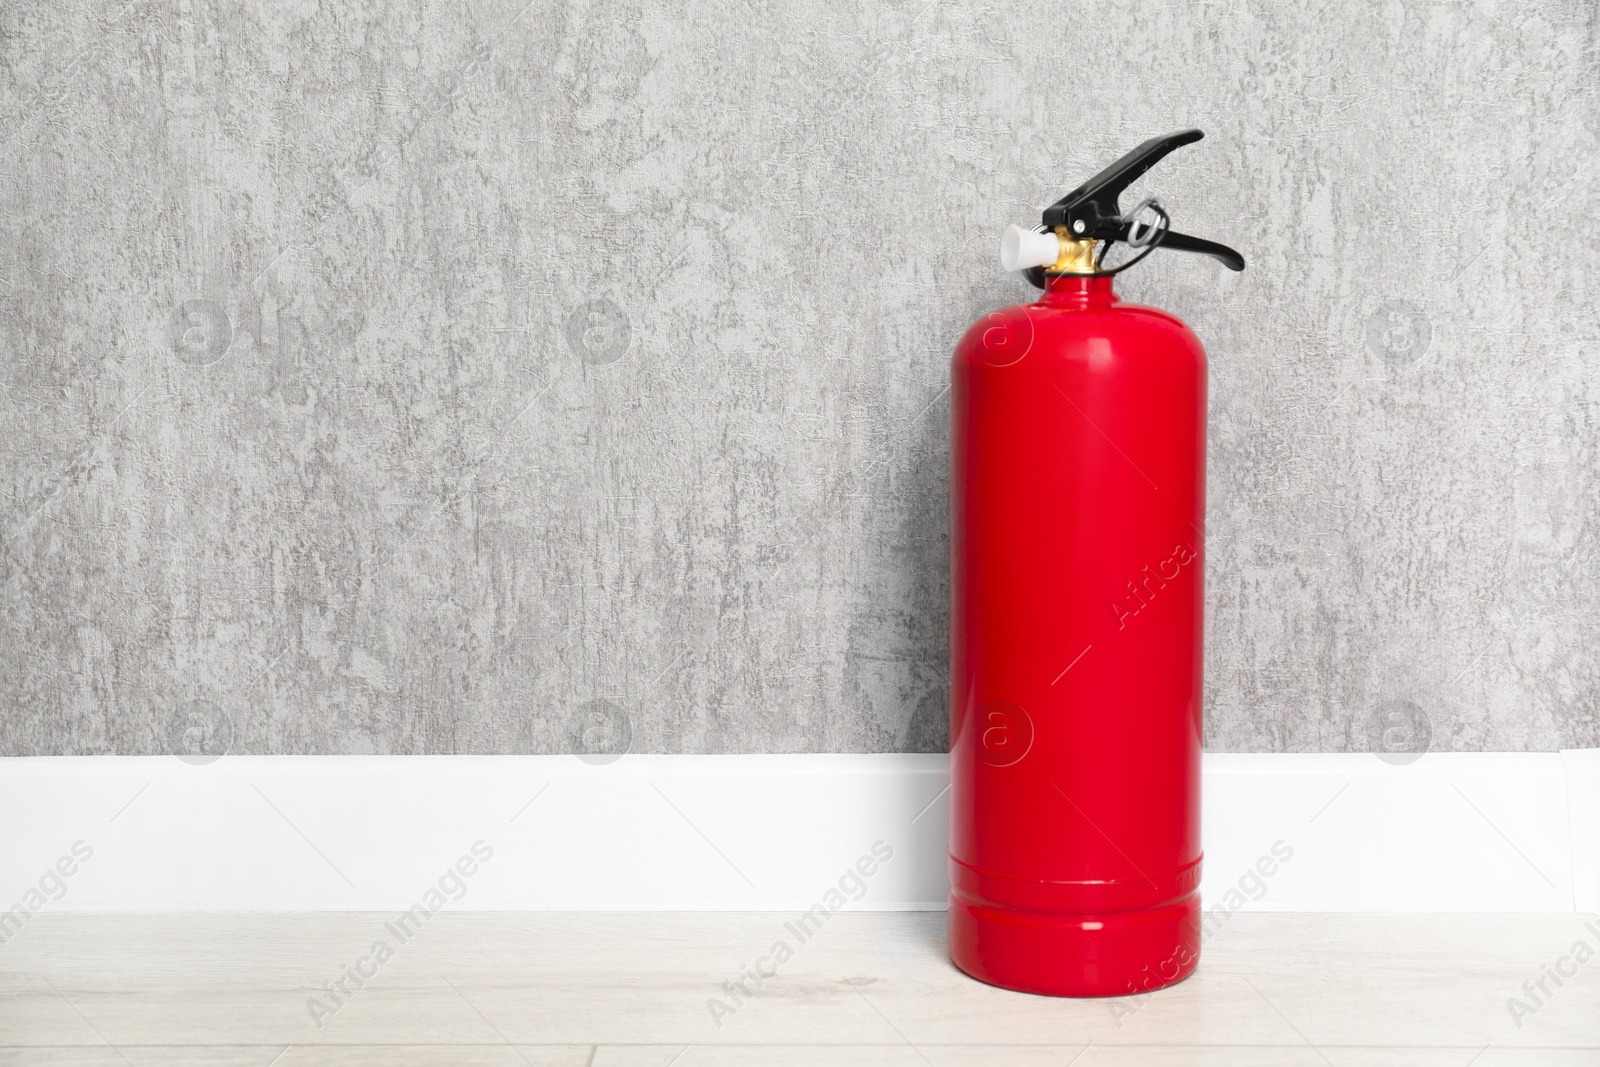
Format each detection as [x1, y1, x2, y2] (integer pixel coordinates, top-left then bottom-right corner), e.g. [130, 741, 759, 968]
[0, 752, 1595, 914]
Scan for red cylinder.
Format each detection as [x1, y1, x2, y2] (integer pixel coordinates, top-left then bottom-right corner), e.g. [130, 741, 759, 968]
[948, 273, 1206, 998]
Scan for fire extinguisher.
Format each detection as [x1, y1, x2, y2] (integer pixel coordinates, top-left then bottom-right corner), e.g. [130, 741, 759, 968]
[948, 129, 1244, 997]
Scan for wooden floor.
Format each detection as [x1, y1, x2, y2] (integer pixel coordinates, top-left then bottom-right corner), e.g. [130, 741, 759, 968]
[1, 912, 1597, 1065]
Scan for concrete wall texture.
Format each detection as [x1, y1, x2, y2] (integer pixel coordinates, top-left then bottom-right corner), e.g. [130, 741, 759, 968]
[1, 0, 1596, 757]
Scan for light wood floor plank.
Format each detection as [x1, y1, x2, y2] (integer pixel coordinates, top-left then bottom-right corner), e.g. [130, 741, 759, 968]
[0, 911, 1595, 1062]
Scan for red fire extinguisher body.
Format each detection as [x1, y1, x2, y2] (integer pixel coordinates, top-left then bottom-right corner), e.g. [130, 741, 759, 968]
[949, 273, 1206, 998]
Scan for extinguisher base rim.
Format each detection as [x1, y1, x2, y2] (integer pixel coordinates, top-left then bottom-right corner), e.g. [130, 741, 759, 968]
[948, 890, 1201, 998]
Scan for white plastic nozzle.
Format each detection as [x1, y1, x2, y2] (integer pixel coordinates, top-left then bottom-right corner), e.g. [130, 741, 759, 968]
[1000, 224, 1061, 272]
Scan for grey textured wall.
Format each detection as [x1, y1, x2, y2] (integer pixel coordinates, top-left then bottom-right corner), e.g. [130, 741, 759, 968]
[1, 0, 1596, 756]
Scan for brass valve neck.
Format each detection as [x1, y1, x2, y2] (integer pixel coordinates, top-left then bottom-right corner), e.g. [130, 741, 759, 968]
[1045, 227, 1100, 276]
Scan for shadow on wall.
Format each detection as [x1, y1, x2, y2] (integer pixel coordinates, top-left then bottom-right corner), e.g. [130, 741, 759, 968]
[898, 416, 952, 755]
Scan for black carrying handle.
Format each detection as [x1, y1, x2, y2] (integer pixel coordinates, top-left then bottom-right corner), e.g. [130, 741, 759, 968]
[1146, 228, 1245, 272]
[1030, 128, 1245, 279]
